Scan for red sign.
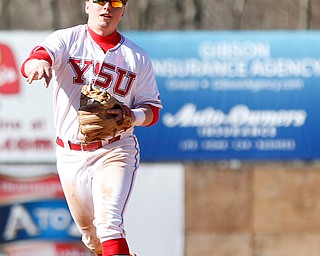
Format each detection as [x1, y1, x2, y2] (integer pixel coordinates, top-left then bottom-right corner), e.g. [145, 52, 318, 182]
[0, 44, 20, 94]
[0, 174, 65, 202]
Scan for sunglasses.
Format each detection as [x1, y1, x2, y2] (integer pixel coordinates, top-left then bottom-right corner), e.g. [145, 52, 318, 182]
[93, 0, 124, 8]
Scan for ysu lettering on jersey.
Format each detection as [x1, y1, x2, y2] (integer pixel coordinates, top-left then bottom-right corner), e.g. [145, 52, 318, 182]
[68, 58, 137, 97]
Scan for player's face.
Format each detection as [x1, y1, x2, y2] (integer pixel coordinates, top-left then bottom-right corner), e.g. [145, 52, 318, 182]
[85, 0, 125, 36]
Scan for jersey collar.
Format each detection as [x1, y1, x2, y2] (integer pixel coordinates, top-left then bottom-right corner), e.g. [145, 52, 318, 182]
[87, 26, 122, 53]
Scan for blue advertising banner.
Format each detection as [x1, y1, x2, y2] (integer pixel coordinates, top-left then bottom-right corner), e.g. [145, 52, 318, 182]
[126, 31, 320, 161]
[0, 201, 77, 243]
[0, 173, 91, 255]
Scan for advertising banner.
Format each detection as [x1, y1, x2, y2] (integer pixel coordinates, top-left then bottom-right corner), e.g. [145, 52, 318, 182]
[126, 31, 320, 161]
[1, 31, 320, 162]
[0, 163, 184, 256]
[0, 32, 55, 163]
[0, 165, 91, 255]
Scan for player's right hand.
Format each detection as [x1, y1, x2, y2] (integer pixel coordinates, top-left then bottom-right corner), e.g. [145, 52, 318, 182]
[26, 59, 52, 88]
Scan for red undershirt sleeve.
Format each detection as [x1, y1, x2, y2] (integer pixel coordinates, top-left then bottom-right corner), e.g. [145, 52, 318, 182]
[146, 104, 161, 127]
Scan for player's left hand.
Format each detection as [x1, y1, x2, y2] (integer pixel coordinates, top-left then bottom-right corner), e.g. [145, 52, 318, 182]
[106, 108, 125, 124]
[78, 84, 133, 143]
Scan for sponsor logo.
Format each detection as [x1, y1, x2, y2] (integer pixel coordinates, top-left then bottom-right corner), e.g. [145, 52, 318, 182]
[0, 44, 20, 94]
[1, 242, 91, 256]
[0, 201, 80, 243]
[0, 175, 81, 247]
[163, 104, 307, 128]
[0, 175, 64, 201]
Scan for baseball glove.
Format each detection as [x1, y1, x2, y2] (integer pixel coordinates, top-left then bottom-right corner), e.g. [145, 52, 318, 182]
[78, 84, 132, 144]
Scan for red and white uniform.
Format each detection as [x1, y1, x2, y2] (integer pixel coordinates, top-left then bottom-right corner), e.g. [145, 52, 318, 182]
[39, 24, 161, 141]
[23, 24, 162, 255]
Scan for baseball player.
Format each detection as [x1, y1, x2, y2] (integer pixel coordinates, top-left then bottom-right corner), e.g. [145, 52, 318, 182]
[20, 0, 162, 255]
